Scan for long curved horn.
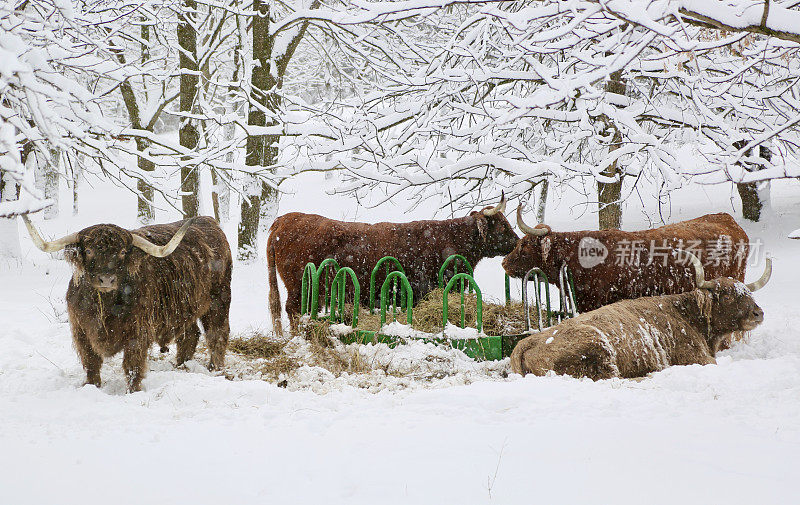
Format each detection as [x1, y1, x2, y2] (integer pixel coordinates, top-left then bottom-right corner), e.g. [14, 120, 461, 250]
[482, 191, 507, 216]
[21, 215, 78, 253]
[516, 205, 549, 236]
[678, 250, 715, 289]
[745, 257, 772, 292]
[132, 217, 196, 258]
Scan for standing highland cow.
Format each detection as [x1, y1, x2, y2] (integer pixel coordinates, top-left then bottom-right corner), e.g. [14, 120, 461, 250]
[504, 209, 750, 312]
[22, 215, 232, 392]
[267, 194, 519, 335]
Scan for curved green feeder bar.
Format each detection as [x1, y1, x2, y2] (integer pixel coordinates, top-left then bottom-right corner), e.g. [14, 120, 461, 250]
[438, 254, 474, 292]
[369, 256, 406, 314]
[300, 262, 317, 316]
[504, 273, 511, 306]
[329, 267, 360, 327]
[309, 258, 341, 319]
[443, 273, 482, 333]
[380, 271, 413, 327]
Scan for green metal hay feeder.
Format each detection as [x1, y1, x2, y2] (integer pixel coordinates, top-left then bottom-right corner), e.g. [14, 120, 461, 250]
[298, 255, 577, 361]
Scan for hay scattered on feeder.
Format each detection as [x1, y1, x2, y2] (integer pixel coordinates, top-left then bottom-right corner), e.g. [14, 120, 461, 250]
[413, 288, 532, 335]
[309, 288, 545, 336]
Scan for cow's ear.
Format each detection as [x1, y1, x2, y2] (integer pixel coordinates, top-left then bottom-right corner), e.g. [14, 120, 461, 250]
[64, 243, 80, 264]
[477, 215, 488, 240]
[128, 249, 144, 276]
[64, 245, 85, 284]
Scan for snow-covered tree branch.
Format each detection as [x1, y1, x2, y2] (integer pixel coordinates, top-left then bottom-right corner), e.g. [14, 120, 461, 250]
[282, 0, 800, 225]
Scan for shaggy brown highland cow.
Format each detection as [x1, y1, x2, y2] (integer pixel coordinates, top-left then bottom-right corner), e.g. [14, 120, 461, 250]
[510, 252, 771, 380]
[22, 215, 232, 392]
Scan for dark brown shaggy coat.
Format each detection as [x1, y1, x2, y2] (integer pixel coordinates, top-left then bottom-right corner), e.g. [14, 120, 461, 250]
[268, 209, 519, 334]
[510, 277, 764, 380]
[503, 213, 749, 313]
[65, 216, 232, 392]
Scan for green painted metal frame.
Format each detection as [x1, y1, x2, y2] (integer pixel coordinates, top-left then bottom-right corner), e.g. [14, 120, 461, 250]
[438, 254, 474, 292]
[369, 256, 406, 314]
[442, 272, 483, 332]
[380, 271, 413, 326]
[341, 330, 505, 361]
[328, 267, 360, 327]
[308, 258, 340, 319]
[300, 262, 316, 316]
[298, 256, 540, 362]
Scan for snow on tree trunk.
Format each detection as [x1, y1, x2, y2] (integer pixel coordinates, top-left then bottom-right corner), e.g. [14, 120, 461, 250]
[0, 171, 21, 257]
[71, 157, 83, 216]
[212, 168, 230, 223]
[33, 150, 59, 220]
[734, 143, 772, 222]
[136, 156, 155, 224]
[238, 0, 279, 261]
[536, 180, 549, 224]
[179, 0, 199, 218]
[198, 166, 214, 218]
[597, 68, 626, 231]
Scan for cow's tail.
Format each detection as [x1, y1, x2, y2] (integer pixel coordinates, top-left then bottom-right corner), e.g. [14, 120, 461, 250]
[267, 233, 284, 336]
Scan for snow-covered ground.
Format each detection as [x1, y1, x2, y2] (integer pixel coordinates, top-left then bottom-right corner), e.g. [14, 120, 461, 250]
[1, 174, 799, 504]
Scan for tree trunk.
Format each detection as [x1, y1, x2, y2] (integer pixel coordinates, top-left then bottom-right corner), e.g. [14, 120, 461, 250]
[238, 0, 279, 261]
[34, 149, 60, 220]
[178, 0, 199, 217]
[135, 22, 155, 223]
[536, 179, 549, 224]
[211, 169, 230, 222]
[734, 142, 771, 222]
[71, 156, 82, 216]
[136, 153, 155, 223]
[597, 69, 627, 230]
[1, 145, 27, 257]
[0, 169, 20, 257]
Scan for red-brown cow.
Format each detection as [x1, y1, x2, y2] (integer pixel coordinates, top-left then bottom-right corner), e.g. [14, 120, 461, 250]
[503, 210, 750, 313]
[268, 196, 519, 335]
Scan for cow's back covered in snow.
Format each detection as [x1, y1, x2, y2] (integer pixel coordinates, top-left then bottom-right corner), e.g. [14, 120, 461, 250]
[510, 253, 771, 380]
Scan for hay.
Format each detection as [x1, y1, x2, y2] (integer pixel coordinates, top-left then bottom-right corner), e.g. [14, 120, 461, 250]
[229, 332, 287, 358]
[311, 288, 545, 336]
[227, 331, 300, 380]
[174, 321, 510, 392]
[298, 319, 372, 375]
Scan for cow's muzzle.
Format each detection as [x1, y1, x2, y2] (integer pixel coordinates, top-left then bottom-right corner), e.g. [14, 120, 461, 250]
[740, 307, 764, 331]
[93, 274, 118, 292]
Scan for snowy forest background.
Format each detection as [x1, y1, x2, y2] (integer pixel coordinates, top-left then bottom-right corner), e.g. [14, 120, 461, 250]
[3, 0, 800, 254]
